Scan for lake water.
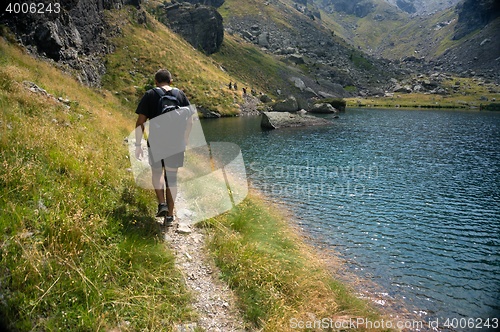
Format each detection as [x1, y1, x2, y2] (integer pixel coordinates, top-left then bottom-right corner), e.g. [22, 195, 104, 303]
[200, 109, 500, 329]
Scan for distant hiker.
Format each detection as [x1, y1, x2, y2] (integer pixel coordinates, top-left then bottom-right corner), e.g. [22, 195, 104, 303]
[135, 69, 196, 224]
[242, 87, 247, 95]
[234, 82, 238, 91]
[228, 82, 233, 90]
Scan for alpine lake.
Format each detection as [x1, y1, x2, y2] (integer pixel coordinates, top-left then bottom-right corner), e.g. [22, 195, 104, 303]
[200, 108, 500, 330]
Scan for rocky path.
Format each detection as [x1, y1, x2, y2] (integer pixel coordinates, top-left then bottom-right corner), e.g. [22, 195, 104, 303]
[162, 195, 245, 332]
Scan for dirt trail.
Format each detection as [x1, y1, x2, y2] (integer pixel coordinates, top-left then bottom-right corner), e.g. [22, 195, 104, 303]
[162, 195, 245, 332]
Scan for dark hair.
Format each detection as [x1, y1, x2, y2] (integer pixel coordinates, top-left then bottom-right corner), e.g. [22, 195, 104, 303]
[155, 69, 172, 84]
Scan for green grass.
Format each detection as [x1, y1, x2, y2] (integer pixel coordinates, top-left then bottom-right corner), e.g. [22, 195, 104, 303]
[102, 7, 243, 116]
[347, 75, 500, 109]
[0, 29, 195, 331]
[202, 192, 386, 331]
[210, 34, 289, 98]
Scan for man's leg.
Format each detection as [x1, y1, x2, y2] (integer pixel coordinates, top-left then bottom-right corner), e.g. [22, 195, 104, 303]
[151, 166, 165, 203]
[164, 167, 178, 217]
[152, 165, 168, 217]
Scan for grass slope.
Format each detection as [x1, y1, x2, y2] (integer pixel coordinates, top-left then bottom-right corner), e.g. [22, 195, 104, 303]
[210, 33, 294, 99]
[0, 29, 195, 330]
[102, 7, 244, 116]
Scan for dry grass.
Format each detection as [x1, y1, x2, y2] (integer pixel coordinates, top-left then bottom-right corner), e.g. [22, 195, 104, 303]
[102, 7, 244, 116]
[0, 32, 195, 331]
[202, 191, 386, 331]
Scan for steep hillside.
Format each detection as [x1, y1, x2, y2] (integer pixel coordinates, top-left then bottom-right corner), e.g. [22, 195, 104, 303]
[0, 0, 248, 116]
[218, 0, 404, 98]
[100, 7, 244, 116]
[0, 27, 196, 330]
[316, 0, 500, 82]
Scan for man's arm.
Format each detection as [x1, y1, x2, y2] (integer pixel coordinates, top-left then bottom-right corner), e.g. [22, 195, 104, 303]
[135, 114, 148, 159]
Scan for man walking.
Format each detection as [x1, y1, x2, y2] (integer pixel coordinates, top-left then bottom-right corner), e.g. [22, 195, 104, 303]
[134, 69, 195, 224]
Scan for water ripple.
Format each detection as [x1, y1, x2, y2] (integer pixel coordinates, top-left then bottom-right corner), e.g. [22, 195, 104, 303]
[201, 109, 500, 325]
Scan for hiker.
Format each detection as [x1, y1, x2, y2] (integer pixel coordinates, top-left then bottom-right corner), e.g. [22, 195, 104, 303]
[135, 69, 195, 223]
[228, 81, 233, 90]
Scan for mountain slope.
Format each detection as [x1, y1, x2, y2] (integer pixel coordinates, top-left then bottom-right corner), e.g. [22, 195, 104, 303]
[218, 0, 404, 98]
[315, 0, 500, 82]
[101, 7, 244, 116]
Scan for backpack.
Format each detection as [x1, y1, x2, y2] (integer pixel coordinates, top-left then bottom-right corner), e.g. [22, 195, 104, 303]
[153, 87, 180, 116]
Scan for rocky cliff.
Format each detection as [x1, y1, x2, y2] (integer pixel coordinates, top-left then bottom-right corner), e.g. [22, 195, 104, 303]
[453, 0, 500, 40]
[0, 0, 142, 86]
[156, 2, 224, 54]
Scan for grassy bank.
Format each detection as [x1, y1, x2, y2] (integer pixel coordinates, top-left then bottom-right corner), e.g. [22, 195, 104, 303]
[346, 76, 500, 110]
[202, 192, 387, 331]
[0, 30, 196, 330]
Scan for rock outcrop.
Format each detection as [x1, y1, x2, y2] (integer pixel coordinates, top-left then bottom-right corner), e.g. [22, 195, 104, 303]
[309, 103, 338, 114]
[261, 111, 331, 129]
[158, 2, 223, 54]
[453, 0, 500, 40]
[0, 0, 142, 86]
[272, 96, 299, 112]
[179, 0, 225, 8]
[395, 0, 416, 14]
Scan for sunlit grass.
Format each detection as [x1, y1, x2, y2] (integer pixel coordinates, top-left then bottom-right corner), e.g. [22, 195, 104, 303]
[102, 7, 243, 116]
[202, 192, 385, 331]
[346, 76, 500, 109]
[0, 32, 196, 331]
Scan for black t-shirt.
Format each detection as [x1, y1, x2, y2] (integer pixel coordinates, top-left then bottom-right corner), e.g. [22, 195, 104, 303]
[135, 87, 190, 119]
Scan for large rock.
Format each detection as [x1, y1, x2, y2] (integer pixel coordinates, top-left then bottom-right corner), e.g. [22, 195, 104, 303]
[453, 0, 500, 40]
[261, 112, 331, 129]
[179, 0, 225, 8]
[159, 3, 223, 54]
[309, 103, 338, 114]
[272, 96, 299, 112]
[0, 0, 142, 86]
[288, 54, 305, 64]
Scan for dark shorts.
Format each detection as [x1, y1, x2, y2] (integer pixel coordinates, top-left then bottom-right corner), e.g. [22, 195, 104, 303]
[149, 150, 185, 169]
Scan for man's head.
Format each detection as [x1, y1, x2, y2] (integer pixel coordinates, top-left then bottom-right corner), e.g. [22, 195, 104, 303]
[155, 69, 172, 85]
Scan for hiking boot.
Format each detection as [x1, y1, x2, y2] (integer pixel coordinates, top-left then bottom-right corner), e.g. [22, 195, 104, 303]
[164, 215, 174, 227]
[156, 203, 168, 217]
